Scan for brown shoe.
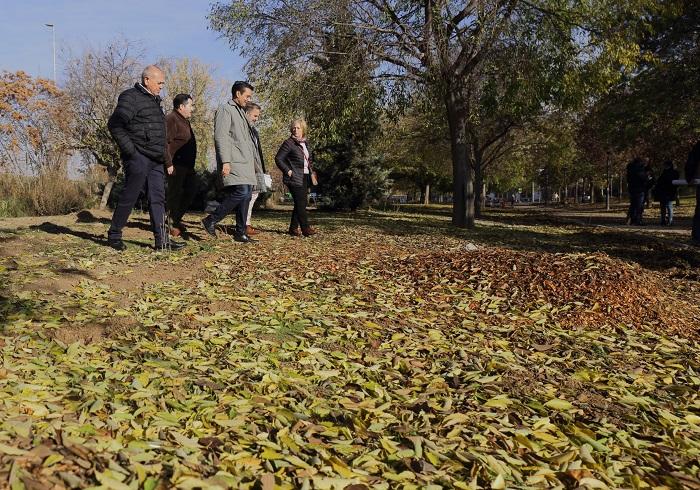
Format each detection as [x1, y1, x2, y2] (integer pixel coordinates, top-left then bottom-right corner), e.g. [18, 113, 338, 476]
[246, 225, 259, 236]
[302, 226, 317, 237]
[289, 227, 302, 237]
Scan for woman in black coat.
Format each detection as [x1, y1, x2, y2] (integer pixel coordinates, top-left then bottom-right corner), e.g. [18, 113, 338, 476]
[275, 119, 317, 237]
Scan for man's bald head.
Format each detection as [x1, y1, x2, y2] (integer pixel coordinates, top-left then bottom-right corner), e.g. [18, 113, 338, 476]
[141, 65, 165, 96]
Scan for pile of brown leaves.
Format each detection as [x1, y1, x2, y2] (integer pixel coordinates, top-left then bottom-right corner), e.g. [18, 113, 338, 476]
[394, 248, 699, 337]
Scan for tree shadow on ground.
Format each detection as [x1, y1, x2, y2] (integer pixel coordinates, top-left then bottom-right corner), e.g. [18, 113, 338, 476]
[76, 210, 153, 232]
[29, 222, 151, 249]
[482, 207, 693, 229]
[76, 210, 204, 241]
[334, 211, 700, 273]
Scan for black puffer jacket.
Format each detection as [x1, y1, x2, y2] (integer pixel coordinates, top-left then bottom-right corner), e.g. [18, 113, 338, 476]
[275, 137, 313, 188]
[108, 83, 167, 163]
[653, 167, 680, 203]
[626, 159, 648, 194]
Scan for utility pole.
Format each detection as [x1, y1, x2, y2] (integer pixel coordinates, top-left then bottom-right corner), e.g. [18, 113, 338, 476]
[606, 152, 611, 211]
[45, 23, 56, 83]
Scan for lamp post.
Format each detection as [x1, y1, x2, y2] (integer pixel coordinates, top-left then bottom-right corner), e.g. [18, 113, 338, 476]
[606, 151, 611, 211]
[44, 23, 56, 83]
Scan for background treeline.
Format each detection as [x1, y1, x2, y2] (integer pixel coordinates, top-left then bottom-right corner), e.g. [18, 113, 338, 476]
[1, 1, 698, 218]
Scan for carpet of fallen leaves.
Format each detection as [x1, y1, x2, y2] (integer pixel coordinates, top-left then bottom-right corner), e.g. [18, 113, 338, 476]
[0, 209, 699, 489]
[393, 249, 698, 336]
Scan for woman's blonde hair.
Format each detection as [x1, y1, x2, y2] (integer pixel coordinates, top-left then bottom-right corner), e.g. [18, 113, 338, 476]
[290, 118, 308, 137]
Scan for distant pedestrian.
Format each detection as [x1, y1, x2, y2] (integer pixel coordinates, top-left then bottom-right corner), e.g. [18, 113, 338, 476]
[643, 162, 655, 209]
[106, 65, 185, 251]
[201, 81, 258, 243]
[685, 141, 700, 245]
[244, 102, 268, 236]
[626, 157, 647, 225]
[653, 160, 679, 225]
[275, 119, 317, 237]
[165, 93, 197, 238]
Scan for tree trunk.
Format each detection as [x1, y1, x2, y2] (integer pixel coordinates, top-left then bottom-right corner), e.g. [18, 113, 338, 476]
[474, 157, 484, 218]
[619, 174, 623, 202]
[100, 172, 117, 209]
[423, 184, 430, 205]
[445, 90, 473, 228]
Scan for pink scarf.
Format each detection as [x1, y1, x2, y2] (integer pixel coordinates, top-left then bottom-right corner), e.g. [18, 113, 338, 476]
[293, 136, 310, 174]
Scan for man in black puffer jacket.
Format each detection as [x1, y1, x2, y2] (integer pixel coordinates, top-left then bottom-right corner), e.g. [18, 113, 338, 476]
[106, 65, 184, 251]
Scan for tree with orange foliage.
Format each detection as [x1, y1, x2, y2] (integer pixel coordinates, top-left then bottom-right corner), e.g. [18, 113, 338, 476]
[0, 71, 72, 174]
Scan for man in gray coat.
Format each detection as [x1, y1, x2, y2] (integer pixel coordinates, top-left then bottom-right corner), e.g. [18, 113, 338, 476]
[201, 81, 258, 243]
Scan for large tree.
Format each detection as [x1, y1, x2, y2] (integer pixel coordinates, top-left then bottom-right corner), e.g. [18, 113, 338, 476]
[252, 17, 388, 209]
[210, 0, 651, 227]
[63, 39, 144, 208]
[0, 71, 71, 174]
[159, 58, 221, 170]
[581, 0, 699, 166]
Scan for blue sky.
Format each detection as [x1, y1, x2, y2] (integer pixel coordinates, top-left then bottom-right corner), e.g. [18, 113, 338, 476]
[0, 0, 246, 84]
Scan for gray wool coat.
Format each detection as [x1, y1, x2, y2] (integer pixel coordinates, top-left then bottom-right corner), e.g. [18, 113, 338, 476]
[214, 100, 257, 187]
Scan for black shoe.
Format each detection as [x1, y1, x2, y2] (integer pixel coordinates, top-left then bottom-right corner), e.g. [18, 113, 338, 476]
[201, 217, 217, 237]
[155, 238, 186, 251]
[107, 239, 126, 251]
[233, 233, 256, 243]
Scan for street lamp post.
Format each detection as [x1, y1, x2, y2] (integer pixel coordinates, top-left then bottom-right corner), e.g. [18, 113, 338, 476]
[44, 23, 56, 83]
[606, 152, 611, 211]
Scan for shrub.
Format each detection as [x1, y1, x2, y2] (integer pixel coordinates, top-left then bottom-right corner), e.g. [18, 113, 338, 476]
[0, 171, 94, 217]
[315, 149, 391, 210]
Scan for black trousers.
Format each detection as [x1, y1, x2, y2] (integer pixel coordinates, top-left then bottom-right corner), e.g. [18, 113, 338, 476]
[209, 184, 252, 235]
[628, 191, 645, 225]
[693, 186, 700, 242]
[288, 180, 309, 231]
[108, 151, 165, 243]
[167, 165, 197, 227]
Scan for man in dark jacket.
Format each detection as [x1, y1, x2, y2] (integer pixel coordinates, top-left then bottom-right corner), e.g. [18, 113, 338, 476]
[165, 93, 197, 237]
[685, 141, 700, 244]
[626, 157, 648, 225]
[107, 65, 185, 251]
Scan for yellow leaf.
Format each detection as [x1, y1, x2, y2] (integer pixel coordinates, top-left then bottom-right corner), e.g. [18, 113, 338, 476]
[491, 474, 506, 489]
[544, 398, 573, 411]
[0, 443, 27, 456]
[484, 396, 512, 409]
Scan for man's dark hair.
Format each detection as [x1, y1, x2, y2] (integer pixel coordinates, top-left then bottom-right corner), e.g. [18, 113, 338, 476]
[663, 159, 673, 169]
[232, 81, 254, 98]
[245, 102, 261, 113]
[173, 93, 192, 110]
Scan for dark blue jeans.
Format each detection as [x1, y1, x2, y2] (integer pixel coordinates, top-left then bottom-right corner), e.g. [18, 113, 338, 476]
[693, 186, 700, 241]
[209, 184, 252, 235]
[660, 201, 674, 225]
[108, 152, 165, 243]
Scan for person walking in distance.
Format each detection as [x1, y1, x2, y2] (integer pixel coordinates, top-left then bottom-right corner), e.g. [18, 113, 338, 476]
[106, 65, 185, 251]
[201, 81, 258, 243]
[165, 94, 197, 238]
[653, 160, 679, 226]
[275, 119, 317, 237]
[244, 102, 268, 236]
[626, 157, 648, 226]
